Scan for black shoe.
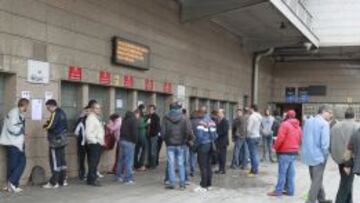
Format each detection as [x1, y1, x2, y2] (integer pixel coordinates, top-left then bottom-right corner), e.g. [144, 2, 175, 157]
[319, 200, 332, 203]
[165, 185, 175, 190]
[87, 181, 102, 187]
[214, 170, 225, 174]
[179, 185, 186, 191]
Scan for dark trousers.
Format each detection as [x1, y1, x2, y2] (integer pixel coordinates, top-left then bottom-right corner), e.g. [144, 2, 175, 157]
[134, 134, 148, 168]
[217, 145, 227, 172]
[156, 136, 163, 166]
[86, 144, 102, 184]
[49, 147, 67, 186]
[336, 164, 354, 203]
[6, 146, 26, 187]
[77, 137, 87, 179]
[147, 136, 158, 168]
[198, 143, 212, 188]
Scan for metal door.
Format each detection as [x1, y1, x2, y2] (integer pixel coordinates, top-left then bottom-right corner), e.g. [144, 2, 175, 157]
[89, 85, 109, 120]
[61, 82, 81, 131]
[115, 89, 129, 117]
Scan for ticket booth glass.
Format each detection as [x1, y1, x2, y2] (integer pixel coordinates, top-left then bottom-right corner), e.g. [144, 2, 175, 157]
[61, 82, 81, 130]
[89, 85, 110, 120]
[115, 89, 130, 117]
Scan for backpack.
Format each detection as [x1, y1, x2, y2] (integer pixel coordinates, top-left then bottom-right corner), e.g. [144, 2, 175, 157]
[102, 125, 116, 150]
[29, 165, 46, 186]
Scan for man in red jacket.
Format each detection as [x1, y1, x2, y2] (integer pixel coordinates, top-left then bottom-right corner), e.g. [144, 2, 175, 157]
[268, 110, 302, 197]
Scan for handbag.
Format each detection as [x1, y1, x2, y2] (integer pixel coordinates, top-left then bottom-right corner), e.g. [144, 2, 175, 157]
[49, 131, 68, 148]
[103, 125, 116, 150]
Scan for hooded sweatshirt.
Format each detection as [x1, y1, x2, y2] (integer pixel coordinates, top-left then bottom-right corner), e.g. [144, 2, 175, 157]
[0, 108, 26, 151]
[162, 109, 193, 146]
[274, 118, 302, 154]
[120, 111, 139, 144]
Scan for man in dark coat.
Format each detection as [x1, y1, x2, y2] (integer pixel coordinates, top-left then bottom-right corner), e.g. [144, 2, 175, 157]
[215, 109, 229, 174]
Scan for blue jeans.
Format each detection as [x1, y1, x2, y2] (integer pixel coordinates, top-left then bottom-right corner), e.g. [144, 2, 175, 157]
[117, 140, 135, 182]
[6, 146, 26, 187]
[167, 145, 186, 187]
[184, 146, 190, 181]
[275, 154, 296, 195]
[246, 137, 260, 174]
[231, 137, 248, 168]
[262, 136, 274, 161]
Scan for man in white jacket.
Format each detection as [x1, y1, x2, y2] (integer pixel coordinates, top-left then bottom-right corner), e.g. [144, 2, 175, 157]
[246, 104, 262, 177]
[85, 102, 105, 186]
[0, 98, 29, 193]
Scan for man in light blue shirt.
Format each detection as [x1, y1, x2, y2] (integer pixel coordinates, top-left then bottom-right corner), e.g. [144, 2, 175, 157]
[301, 105, 333, 203]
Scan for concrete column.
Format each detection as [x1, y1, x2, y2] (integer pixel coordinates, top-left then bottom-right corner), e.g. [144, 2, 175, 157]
[129, 90, 137, 111]
[216, 101, 220, 110]
[81, 84, 89, 107]
[151, 92, 156, 106]
[195, 98, 199, 111]
[109, 87, 115, 114]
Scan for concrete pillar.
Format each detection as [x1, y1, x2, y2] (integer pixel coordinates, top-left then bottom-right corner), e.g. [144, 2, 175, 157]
[129, 90, 137, 111]
[151, 92, 156, 106]
[109, 87, 115, 114]
[195, 98, 199, 111]
[81, 84, 89, 107]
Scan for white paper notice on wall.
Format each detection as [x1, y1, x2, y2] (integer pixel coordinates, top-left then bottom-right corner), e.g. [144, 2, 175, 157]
[116, 99, 123, 108]
[31, 99, 43, 120]
[137, 100, 144, 106]
[21, 91, 31, 100]
[45, 91, 53, 102]
[27, 59, 50, 84]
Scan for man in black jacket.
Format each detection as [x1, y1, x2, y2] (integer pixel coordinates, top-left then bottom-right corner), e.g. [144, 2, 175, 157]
[215, 109, 229, 174]
[147, 105, 161, 169]
[162, 102, 193, 190]
[116, 110, 139, 184]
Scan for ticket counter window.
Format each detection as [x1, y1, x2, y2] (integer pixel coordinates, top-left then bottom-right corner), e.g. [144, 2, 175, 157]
[189, 98, 197, 114]
[210, 100, 217, 112]
[137, 91, 152, 109]
[115, 89, 129, 117]
[61, 82, 81, 131]
[156, 94, 168, 122]
[0, 75, 5, 128]
[199, 99, 208, 112]
[89, 85, 110, 120]
[229, 103, 236, 123]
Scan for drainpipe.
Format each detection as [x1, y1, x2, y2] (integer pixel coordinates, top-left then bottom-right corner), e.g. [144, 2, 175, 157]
[251, 48, 274, 105]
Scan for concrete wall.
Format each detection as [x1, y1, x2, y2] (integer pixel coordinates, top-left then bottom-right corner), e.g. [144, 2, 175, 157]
[272, 61, 360, 103]
[0, 0, 253, 185]
[257, 57, 275, 111]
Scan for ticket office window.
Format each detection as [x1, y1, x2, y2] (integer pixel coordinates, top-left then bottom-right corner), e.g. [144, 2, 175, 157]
[115, 89, 130, 117]
[61, 82, 82, 131]
[189, 98, 197, 115]
[156, 94, 168, 123]
[229, 103, 236, 123]
[199, 99, 208, 112]
[0, 75, 5, 128]
[210, 100, 217, 112]
[137, 91, 152, 108]
[89, 85, 110, 120]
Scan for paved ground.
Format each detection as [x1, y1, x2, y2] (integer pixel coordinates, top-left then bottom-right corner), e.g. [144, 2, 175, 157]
[1, 159, 359, 203]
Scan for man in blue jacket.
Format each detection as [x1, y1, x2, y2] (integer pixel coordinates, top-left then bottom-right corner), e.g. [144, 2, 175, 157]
[301, 105, 333, 203]
[42, 99, 68, 189]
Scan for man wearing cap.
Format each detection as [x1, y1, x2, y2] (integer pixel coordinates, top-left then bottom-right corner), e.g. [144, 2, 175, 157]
[162, 102, 193, 190]
[301, 105, 333, 203]
[267, 110, 302, 197]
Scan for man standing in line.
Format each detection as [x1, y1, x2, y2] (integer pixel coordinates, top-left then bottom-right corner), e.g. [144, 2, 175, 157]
[330, 108, 359, 203]
[147, 104, 161, 169]
[261, 109, 275, 163]
[0, 98, 29, 193]
[230, 108, 249, 170]
[301, 105, 333, 203]
[85, 102, 105, 186]
[42, 99, 68, 189]
[215, 109, 229, 174]
[246, 104, 262, 177]
[162, 102, 193, 190]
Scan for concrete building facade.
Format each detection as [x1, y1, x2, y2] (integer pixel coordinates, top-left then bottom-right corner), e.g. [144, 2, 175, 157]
[0, 0, 258, 185]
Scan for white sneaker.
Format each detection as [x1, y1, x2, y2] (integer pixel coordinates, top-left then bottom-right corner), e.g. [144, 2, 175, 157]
[42, 182, 59, 189]
[7, 182, 23, 193]
[207, 187, 213, 191]
[62, 180, 68, 187]
[117, 177, 124, 183]
[194, 186, 207, 193]
[125, 180, 135, 185]
[97, 172, 104, 178]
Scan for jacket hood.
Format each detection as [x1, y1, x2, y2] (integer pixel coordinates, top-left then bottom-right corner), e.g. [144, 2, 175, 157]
[287, 118, 300, 128]
[165, 110, 183, 124]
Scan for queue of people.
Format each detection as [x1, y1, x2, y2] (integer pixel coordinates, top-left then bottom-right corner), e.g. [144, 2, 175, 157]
[3, 98, 360, 203]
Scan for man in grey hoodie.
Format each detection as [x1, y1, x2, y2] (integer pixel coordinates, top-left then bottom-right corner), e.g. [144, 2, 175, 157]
[330, 108, 359, 203]
[162, 102, 193, 190]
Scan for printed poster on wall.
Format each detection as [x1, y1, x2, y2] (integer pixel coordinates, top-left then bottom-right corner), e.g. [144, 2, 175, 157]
[21, 91, 31, 100]
[285, 87, 297, 103]
[163, 82, 172, 93]
[124, 75, 134, 88]
[27, 60, 50, 84]
[31, 99, 42, 120]
[68, 66, 82, 81]
[116, 99, 123, 108]
[99, 71, 111, 84]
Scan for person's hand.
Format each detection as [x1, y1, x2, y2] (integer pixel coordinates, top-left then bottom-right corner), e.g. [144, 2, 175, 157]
[344, 167, 351, 175]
